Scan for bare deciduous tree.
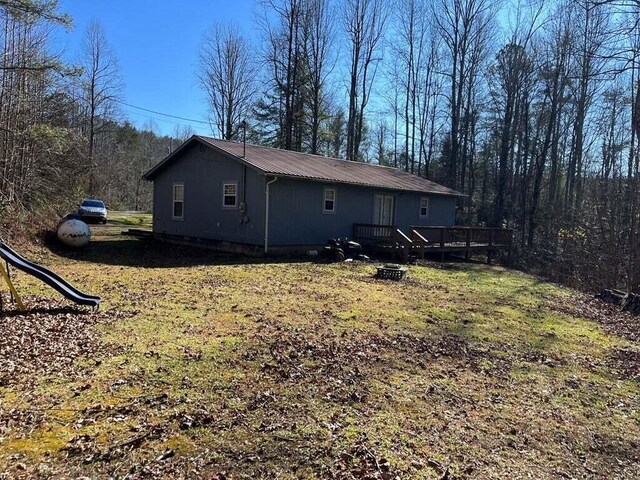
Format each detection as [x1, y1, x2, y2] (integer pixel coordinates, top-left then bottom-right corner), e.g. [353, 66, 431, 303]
[434, 0, 495, 190]
[79, 20, 122, 193]
[198, 23, 255, 140]
[344, 0, 387, 161]
[258, 0, 306, 150]
[303, 0, 334, 154]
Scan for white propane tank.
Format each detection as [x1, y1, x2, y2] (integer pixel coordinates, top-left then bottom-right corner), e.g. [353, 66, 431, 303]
[57, 219, 91, 247]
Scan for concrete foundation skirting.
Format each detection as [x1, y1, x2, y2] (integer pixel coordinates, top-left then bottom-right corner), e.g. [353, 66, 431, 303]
[152, 232, 323, 257]
[266, 244, 326, 256]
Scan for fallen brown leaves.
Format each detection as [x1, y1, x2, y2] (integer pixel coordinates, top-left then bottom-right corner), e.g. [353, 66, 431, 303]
[249, 318, 541, 395]
[0, 294, 131, 386]
[610, 348, 640, 382]
[232, 319, 570, 478]
[552, 292, 640, 382]
[2, 305, 638, 479]
[555, 292, 640, 344]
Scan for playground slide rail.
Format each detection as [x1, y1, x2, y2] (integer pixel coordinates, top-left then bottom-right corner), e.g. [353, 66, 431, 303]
[0, 242, 101, 307]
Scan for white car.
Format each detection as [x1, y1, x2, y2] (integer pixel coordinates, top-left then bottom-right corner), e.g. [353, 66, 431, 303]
[78, 199, 108, 224]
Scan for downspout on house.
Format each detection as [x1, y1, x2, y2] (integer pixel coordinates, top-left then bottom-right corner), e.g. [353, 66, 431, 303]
[264, 176, 278, 254]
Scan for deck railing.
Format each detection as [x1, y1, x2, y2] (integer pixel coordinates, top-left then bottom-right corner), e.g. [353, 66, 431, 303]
[409, 226, 513, 247]
[352, 223, 398, 246]
[352, 224, 513, 262]
[352, 223, 416, 259]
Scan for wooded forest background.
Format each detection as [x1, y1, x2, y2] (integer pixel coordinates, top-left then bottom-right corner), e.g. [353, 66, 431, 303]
[2, 0, 640, 293]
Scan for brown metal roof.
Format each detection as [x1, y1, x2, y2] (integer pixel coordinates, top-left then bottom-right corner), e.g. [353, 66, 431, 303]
[146, 136, 463, 196]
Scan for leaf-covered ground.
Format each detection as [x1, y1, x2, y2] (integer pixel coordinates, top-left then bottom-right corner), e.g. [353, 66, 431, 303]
[0, 214, 638, 479]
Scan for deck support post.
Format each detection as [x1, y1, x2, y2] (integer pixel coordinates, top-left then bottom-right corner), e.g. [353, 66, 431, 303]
[487, 229, 494, 264]
[465, 229, 471, 261]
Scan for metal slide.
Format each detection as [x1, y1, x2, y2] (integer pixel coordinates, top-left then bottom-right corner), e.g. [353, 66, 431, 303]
[0, 241, 101, 307]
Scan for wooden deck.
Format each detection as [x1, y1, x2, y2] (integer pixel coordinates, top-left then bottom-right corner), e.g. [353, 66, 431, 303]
[352, 224, 513, 263]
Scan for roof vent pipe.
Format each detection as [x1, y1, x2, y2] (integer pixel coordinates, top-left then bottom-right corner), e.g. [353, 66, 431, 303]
[241, 120, 247, 159]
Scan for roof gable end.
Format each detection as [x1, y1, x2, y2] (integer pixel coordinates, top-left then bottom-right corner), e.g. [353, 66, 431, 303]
[143, 136, 265, 180]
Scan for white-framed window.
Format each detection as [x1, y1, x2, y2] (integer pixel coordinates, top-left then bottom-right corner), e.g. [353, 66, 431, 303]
[223, 182, 238, 208]
[419, 197, 429, 218]
[323, 187, 336, 213]
[172, 183, 184, 219]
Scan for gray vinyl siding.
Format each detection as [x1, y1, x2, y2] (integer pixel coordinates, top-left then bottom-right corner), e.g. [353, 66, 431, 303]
[266, 178, 372, 245]
[397, 192, 458, 228]
[152, 142, 265, 245]
[267, 177, 457, 245]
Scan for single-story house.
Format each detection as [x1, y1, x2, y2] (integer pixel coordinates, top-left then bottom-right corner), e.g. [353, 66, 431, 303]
[144, 136, 463, 254]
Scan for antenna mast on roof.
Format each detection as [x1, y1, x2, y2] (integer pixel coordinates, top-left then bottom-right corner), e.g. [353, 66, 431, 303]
[241, 120, 247, 158]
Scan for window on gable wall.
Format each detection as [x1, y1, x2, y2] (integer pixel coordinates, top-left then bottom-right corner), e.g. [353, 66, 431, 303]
[323, 187, 336, 213]
[173, 183, 184, 219]
[419, 197, 429, 218]
[223, 182, 238, 208]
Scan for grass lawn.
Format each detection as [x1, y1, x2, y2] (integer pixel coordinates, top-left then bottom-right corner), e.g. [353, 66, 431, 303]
[0, 213, 639, 479]
[107, 211, 153, 228]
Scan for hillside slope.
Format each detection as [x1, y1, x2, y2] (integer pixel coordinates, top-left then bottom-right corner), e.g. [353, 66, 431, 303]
[0, 220, 638, 479]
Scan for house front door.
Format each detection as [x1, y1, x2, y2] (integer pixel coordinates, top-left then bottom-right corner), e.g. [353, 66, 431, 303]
[374, 194, 395, 226]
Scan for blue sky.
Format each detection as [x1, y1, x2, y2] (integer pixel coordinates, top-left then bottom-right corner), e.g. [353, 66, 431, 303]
[53, 1, 514, 138]
[55, 0, 257, 136]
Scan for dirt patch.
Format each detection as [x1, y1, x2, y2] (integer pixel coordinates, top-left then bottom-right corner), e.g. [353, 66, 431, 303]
[0, 295, 132, 386]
